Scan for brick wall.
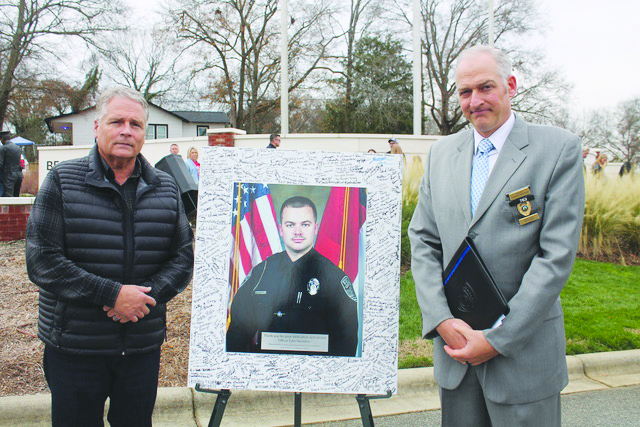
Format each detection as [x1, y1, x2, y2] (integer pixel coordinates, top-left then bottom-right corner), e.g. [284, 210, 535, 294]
[208, 132, 235, 147]
[0, 201, 33, 242]
[206, 128, 246, 147]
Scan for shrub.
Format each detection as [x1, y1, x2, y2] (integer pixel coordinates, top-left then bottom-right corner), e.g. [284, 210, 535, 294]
[580, 173, 640, 263]
[19, 163, 39, 196]
[401, 201, 416, 270]
[402, 155, 423, 210]
[400, 160, 640, 267]
[400, 156, 423, 270]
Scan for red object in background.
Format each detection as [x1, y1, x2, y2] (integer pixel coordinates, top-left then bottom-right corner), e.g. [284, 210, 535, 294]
[315, 187, 367, 283]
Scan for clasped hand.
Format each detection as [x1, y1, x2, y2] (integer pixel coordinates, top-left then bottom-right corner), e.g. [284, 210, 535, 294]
[436, 319, 499, 366]
[103, 285, 156, 323]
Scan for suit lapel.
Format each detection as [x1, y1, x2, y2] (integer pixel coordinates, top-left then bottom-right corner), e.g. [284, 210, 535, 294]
[449, 131, 474, 227]
[471, 118, 529, 227]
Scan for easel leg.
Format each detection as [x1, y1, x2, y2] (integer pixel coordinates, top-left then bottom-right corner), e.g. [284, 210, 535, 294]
[294, 392, 302, 426]
[356, 394, 374, 427]
[207, 389, 231, 427]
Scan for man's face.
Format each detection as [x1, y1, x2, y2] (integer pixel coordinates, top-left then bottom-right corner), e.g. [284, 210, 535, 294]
[170, 144, 179, 154]
[94, 97, 146, 165]
[456, 53, 516, 138]
[272, 136, 281, 147]
[279, 205, 318, 260]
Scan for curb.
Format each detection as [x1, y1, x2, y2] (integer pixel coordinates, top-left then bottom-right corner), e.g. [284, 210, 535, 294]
[1, 350, 639, 427]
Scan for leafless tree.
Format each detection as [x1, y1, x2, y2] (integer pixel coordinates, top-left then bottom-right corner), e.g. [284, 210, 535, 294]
[99, 28, 195, 107]
[389, 0, 571, 135]
[612, 98, 640, 165]
[165, 0, 338, 133]
[0, 0, 126, 130]
[582, 98, 640, 165]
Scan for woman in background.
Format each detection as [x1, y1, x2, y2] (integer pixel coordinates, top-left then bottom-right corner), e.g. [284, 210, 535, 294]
[186, 146, 200, 184]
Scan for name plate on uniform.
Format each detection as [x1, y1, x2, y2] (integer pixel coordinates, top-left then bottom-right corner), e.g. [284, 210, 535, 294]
[261, 332, 329, 353]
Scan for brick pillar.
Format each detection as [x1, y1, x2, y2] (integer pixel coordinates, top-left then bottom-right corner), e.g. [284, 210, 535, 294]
[0, 199, 34, 241]
[207, 128, 247, 147]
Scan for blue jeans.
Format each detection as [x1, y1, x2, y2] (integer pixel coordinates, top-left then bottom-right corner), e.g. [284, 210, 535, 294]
[43, 346, 161, 427]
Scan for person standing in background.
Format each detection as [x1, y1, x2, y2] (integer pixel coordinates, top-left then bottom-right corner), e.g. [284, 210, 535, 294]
[0, 131, 23, 197]
[0, 131, 6, 196]
[185, 146, 200, 184]
[267, 133, 281, 149]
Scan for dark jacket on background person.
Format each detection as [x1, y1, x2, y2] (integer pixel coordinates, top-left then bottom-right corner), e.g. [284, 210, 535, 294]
[226, 249, 358, 356]
[27, 146, 194, 356]
[1, 140, 22, 196]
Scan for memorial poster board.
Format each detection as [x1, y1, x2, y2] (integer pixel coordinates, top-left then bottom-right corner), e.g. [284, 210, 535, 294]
[187, 147, 402, 394]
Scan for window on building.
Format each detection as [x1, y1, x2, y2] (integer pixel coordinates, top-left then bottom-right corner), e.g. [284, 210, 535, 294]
[197, 125, 209, 136]
[146, 124, 169, 139]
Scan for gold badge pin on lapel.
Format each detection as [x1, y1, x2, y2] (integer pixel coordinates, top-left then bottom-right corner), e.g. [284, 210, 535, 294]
[506, 186, 541, 225]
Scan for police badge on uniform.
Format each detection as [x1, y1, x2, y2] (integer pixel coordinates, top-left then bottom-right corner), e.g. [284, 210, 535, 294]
[307, 278, 320, 295]
[506, 186, 541, 226]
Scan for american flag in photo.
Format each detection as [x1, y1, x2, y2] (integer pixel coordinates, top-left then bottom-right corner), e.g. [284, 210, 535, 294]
[228, 183, 282, 311]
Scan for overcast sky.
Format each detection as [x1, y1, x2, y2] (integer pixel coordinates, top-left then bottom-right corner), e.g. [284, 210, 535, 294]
[129, 0, 640, 114]
[539, 0, 640, 112]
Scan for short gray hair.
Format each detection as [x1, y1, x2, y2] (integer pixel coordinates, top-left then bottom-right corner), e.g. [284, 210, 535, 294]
[95, 86, 149, 125]
[456, 45, 513, 87]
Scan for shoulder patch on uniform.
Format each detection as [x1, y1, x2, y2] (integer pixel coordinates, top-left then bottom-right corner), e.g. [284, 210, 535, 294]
[341, 276, 357, 302]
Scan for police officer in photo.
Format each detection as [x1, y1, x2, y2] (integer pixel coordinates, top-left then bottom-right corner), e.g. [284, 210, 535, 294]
[226, 196, 358, 357]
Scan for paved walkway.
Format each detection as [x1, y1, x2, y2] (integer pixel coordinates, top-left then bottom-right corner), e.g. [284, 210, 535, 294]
[1, 349, 638, 426]
[309, 385, 640, 426]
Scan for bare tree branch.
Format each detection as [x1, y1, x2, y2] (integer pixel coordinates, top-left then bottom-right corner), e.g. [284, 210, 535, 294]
[0, 0, 126, 129]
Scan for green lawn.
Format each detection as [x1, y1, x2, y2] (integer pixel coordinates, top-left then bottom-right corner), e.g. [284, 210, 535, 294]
[398, 258, 640, 368]
[562, 258, 640, 354]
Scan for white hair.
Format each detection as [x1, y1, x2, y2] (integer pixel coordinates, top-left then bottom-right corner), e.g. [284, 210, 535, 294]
[95, 86, 149, 125]
[455, 45, 513, 87]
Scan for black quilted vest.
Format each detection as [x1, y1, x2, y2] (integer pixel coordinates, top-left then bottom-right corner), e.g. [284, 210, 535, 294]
[37, 147, 182, 356]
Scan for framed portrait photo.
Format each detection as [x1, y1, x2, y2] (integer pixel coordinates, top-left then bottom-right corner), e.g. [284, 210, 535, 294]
[188, 147, 403, 395]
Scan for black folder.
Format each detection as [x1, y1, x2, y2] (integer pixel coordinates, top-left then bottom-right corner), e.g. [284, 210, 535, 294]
[442, 237, 509, 330]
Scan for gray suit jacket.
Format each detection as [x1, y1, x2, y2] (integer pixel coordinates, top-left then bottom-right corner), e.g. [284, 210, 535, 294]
[408, 117, 584, 405]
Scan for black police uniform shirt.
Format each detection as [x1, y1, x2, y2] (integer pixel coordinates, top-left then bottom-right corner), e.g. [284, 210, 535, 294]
[226, 249, 358, 356]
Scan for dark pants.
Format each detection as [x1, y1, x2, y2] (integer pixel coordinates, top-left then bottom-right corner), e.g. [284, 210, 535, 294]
[43, 346, 161, 427]
[12, 173, 22, 196]
[2, 171, 21, 196]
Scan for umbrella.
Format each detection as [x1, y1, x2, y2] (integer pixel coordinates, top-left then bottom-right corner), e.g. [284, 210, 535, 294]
[154, 154, 198, 214]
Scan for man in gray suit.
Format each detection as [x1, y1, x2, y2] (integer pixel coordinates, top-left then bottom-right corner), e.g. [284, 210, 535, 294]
[408, 45, 584, 426]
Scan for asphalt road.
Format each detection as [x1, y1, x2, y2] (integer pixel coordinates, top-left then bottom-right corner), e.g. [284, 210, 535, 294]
[308, 385, 640, 427]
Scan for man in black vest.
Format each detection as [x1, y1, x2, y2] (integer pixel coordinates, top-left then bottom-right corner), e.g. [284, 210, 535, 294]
[26, 86, 194, 427]
[226, 196, 358, 357]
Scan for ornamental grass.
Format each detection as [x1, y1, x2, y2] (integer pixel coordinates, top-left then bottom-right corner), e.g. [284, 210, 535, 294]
[580, 173, 640, 264]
